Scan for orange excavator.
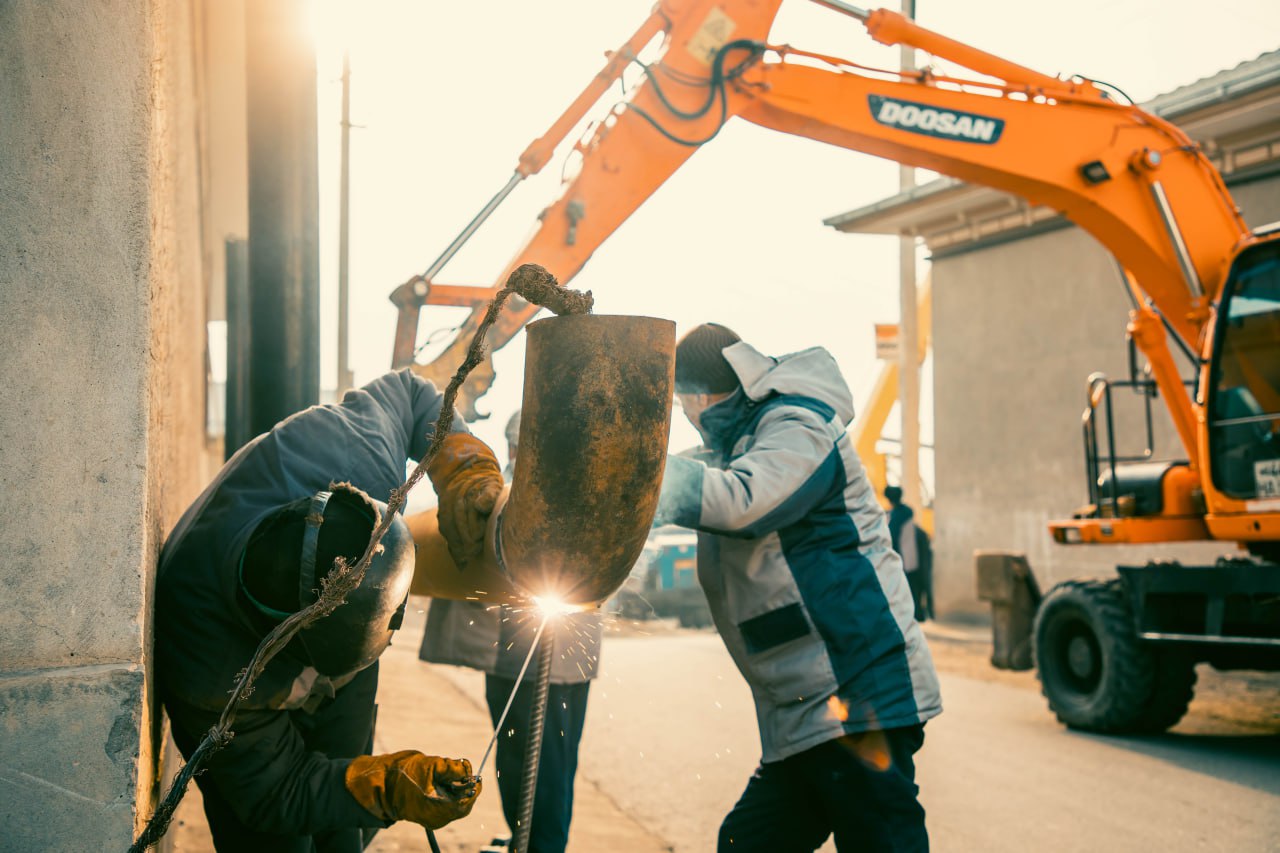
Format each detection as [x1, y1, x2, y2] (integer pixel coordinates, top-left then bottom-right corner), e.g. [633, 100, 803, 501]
[391, 0, 1279, 732]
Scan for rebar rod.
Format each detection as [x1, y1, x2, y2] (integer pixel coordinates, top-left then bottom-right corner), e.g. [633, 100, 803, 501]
[512, 627, 555, 853]
[477, 616, 548, 779]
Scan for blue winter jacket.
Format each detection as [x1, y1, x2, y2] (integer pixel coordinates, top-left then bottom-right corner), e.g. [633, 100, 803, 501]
[155, 370, 462, 838]
[656, 342, 942, 762]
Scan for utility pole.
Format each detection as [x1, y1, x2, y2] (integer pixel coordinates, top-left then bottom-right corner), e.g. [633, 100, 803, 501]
[337, 49, 355, 395]
[898, 0, 922, 512]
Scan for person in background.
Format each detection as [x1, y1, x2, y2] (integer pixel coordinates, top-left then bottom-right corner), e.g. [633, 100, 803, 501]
[655, 323, 941, 853]
[420, 409, 603, 853]
[885, 485, 933, 623]
[155, 369, 497, 851]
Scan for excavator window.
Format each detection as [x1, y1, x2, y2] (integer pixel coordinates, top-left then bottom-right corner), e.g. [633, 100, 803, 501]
[1208, 240, 1280, 500]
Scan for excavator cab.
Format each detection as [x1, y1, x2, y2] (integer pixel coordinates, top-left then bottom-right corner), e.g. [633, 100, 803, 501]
[1207, 236, 1280, 503]
[1063, 233, 1280, 540]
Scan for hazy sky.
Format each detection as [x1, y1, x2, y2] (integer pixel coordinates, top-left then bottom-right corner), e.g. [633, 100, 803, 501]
[308, 0, 1280, 477]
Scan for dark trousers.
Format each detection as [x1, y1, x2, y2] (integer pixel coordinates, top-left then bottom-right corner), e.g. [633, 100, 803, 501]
[176, 663, 380, 853]
[718, 725, 928, 853]
[906, 569, 932, 622]
[484, 675, 591, 853]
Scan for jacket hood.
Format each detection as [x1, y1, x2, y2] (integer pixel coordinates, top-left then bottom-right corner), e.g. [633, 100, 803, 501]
[722, 341, 856, 426]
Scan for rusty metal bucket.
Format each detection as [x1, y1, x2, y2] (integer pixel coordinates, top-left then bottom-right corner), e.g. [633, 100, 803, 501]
[409, 313, 674, 607]
[501, 314, 674, 605]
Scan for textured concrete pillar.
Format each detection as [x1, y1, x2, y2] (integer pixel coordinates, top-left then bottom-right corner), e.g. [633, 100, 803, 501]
[0, 0, 215, 846]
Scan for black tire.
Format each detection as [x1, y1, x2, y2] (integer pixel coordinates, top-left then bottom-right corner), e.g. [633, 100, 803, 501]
[1033, 580, 1194, 733]
[1140, 649, 1198, 733]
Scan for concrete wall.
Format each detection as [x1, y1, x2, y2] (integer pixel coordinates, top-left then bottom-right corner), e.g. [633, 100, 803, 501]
[0, 0, 222, 846]
[931, 172, 1280, 616]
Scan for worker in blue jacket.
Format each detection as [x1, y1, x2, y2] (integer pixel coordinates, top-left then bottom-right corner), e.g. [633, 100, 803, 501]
[655, 324, 942, 853]
[156, 370, 504, 851]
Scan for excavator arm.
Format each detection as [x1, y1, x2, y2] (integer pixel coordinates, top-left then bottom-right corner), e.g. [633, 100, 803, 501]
[396, 1, 1250, 438]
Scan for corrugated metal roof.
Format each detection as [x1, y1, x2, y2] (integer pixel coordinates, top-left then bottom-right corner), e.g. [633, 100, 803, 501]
[823, 179, 962, 230]
[1146, 49, 1280, 120]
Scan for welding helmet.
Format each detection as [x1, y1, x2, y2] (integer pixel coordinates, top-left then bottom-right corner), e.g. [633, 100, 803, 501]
[240, 483, 415, 677]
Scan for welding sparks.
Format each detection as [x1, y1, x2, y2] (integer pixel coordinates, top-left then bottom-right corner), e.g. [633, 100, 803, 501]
[532, 594, 585, 618]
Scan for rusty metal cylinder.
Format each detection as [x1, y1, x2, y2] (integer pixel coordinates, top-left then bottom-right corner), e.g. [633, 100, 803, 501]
[499, 314, 674, 605]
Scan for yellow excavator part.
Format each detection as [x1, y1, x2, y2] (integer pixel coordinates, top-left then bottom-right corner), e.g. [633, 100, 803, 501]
[851, 273, 933, 536]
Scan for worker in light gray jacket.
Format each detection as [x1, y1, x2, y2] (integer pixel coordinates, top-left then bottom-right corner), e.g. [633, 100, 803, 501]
[420, 409, 602, 853]
[655, 323, 941, 853]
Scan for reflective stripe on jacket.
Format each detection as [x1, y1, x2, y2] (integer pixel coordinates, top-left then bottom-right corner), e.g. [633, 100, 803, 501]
[155, 369, 460, 835]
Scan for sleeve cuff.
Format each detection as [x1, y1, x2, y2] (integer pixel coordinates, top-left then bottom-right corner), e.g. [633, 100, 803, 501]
[655, 455, 703, 528]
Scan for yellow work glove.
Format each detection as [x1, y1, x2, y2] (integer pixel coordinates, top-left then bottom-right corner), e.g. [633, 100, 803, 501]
[344, 750, 481, 829]
[426, 433, 504, 568]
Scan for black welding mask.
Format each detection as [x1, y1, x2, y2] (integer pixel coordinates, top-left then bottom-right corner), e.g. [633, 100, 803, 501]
[240, 484, 415, 677]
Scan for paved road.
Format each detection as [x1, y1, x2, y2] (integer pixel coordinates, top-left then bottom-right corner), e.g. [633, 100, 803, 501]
[558, 632, 1280, 853]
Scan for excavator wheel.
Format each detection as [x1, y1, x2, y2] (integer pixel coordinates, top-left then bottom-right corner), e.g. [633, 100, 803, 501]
[1033, 580, 1195, 733]
[1140, 648, 1198, 732]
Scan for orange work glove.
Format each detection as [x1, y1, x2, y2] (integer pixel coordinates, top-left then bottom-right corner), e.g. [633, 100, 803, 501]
[344, 750, 481, 829]
[426, 433, 504, 568]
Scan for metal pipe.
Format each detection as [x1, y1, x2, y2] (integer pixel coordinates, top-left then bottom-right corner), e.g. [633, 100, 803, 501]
[407, 314, 675, 606]
[421, 171, 524, 282]
[224, 239, 251, 458]
[807, 0, 871, 21]
[405, 497, 524, 604]
[337, 50, 354, 394]
[1148, 180, 1205, 299]
[513, 629, 555, 853]
[897, 0, 922, 517]
[499, 314, 675, 605]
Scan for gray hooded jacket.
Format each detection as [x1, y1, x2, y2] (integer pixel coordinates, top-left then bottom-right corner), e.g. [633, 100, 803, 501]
[656, 342, 942, 762]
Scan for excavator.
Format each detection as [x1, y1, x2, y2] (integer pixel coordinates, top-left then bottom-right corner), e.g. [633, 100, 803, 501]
[389, 0, 1279, 733]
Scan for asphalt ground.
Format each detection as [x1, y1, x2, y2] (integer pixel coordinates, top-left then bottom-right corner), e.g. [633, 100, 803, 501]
[166, 602, 1279, 852]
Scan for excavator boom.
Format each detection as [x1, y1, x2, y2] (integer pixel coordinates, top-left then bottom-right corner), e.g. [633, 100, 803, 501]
[391, 1, 1278, 536]
[394, 0, 1280, 735]
[396, 1, 1246, 434]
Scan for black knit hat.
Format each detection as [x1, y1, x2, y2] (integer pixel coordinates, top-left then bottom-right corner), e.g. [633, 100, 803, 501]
[675, 323, 742, 394]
